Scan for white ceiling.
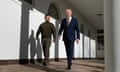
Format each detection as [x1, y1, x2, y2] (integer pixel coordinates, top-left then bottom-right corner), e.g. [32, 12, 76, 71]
[67, 0, 104, 29]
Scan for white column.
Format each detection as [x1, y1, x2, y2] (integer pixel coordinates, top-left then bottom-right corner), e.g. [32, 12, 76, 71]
[104, 0, 120, 72]
[113, 0, 120, 72]
[104, 0, 114, 72]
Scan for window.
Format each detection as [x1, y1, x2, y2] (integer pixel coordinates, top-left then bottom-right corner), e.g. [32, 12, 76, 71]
[80, 24, 84, 33]
[97, 35, 104, 50]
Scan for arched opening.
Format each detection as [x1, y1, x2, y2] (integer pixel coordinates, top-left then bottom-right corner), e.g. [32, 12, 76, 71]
[48, 3, 61, 61]
[48, 3, 60, 20]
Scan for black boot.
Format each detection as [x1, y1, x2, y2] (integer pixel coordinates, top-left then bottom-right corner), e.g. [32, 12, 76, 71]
[30, 59, 35, 64]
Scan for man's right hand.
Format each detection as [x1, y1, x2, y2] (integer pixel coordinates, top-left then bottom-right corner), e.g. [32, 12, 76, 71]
[51, 39, 55, 43]
[58, 36, 61, 40]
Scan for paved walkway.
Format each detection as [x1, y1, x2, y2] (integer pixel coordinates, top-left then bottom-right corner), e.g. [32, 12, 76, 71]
[0, 60, 104, 72]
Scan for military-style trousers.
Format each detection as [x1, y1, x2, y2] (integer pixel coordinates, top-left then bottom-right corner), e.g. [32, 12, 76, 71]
[42, 38, 51, 64]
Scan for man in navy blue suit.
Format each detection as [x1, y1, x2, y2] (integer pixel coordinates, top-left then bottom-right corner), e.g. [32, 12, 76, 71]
[58, 9, 80, 69]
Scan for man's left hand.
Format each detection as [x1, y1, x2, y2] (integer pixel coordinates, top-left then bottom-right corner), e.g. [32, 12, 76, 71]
[76, 39, 79, 44]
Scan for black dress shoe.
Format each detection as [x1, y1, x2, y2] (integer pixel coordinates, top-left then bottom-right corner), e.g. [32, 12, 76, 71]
[68, 65, 71, 70]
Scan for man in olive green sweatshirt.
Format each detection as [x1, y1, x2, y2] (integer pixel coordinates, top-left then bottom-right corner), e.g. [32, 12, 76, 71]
[36, 14, 56, 66]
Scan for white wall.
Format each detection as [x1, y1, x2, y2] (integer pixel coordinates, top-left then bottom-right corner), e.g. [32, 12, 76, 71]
[0, 0, 97, 60]
[0, 0, 21, 60]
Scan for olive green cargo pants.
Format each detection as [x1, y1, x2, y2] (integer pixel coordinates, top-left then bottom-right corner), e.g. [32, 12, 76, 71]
[42, 38, 51, 65]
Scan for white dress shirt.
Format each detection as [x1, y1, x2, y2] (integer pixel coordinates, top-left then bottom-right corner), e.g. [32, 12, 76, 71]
[67, 17, 72, 26]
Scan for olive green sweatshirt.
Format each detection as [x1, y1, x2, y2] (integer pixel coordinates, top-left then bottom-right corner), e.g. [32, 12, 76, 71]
[36, 21, 56, 40]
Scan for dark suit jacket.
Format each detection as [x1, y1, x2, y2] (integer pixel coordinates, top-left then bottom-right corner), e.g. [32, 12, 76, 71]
[59, 17, 80, 41]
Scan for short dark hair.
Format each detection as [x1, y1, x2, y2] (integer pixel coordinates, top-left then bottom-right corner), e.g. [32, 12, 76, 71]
[45, 14, 50, 17]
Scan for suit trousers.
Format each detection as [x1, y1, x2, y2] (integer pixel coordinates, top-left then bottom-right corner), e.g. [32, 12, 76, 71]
[64, 38, 74, 66]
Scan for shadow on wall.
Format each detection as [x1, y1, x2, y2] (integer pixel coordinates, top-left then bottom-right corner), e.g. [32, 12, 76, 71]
[36, 38, 43, 63]
[28, 30, 36, 63]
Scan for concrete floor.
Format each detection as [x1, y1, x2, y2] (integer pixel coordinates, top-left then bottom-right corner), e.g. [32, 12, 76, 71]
[0, 60, 104, 72]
